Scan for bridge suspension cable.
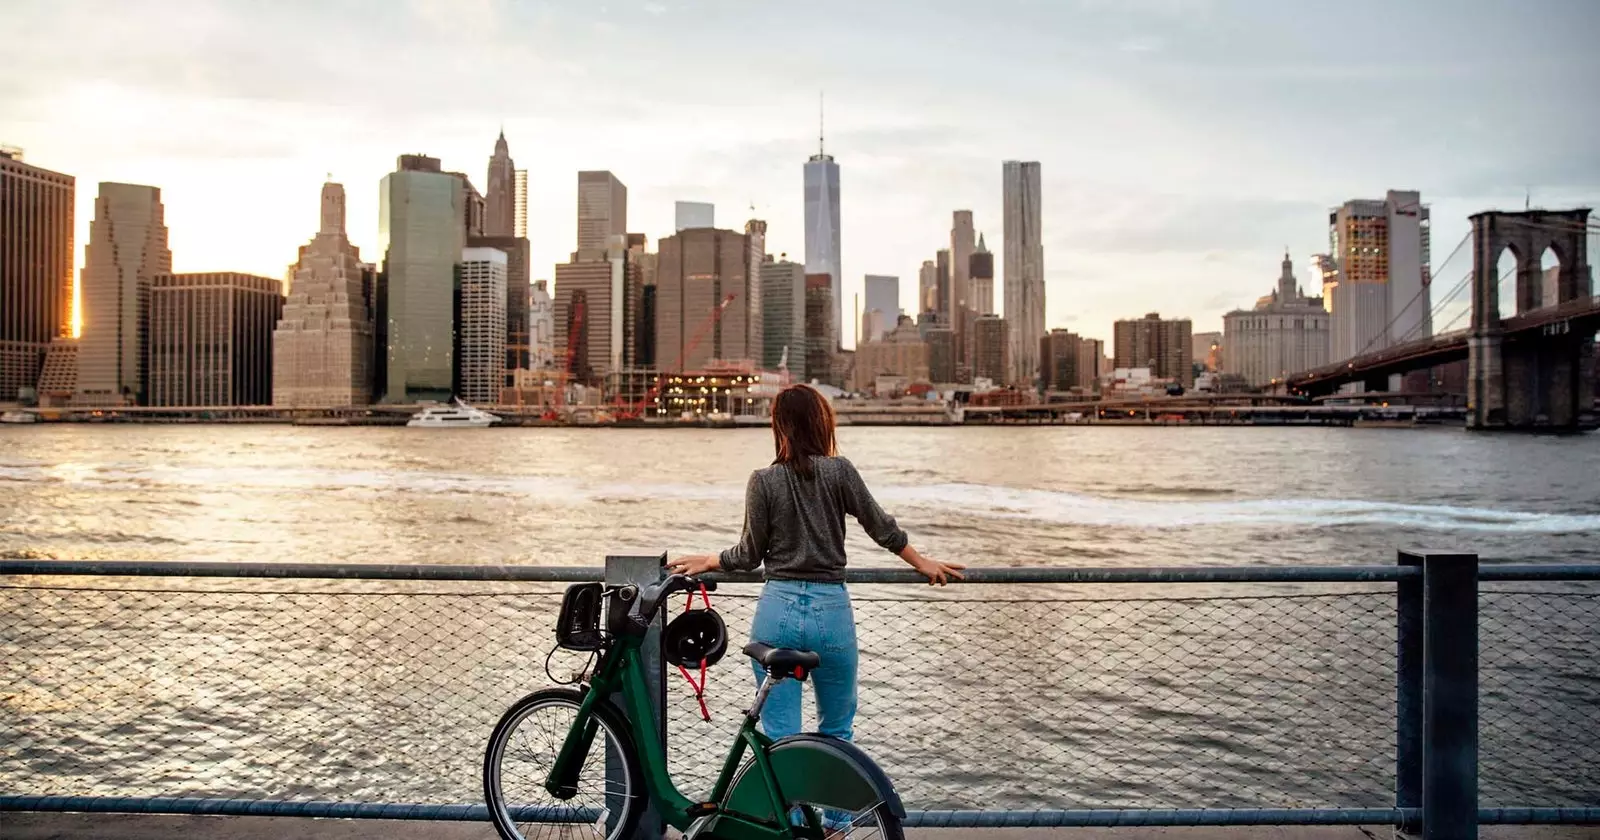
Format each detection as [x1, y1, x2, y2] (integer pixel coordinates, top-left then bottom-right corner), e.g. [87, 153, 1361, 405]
[1499, 216, 1600, 235]
[1394, 267, 1473, 344]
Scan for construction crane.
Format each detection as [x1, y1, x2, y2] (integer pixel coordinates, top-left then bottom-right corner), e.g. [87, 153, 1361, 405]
[543, 297, 584, 421]
[615, 293, 738, 421]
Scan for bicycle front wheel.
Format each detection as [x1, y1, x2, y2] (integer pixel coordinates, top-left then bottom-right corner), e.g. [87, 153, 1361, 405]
[484, 688, 645, 840]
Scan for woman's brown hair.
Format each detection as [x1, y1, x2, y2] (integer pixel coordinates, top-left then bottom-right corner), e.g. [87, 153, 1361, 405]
[771, 384, 837, 478]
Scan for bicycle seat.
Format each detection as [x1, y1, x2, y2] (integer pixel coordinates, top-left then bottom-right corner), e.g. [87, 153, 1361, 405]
[743, 642, 821, 675]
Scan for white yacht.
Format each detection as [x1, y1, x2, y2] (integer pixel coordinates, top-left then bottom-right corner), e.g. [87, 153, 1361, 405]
[406, 399, 502, 428]
[1, 410, 37, 424]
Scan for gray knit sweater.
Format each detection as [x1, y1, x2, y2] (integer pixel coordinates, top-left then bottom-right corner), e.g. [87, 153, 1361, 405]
[718, 456, 909, 582]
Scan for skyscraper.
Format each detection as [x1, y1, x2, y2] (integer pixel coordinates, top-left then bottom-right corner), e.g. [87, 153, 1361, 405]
[1114, 312, 1193, 387]
[577, 171, 627, 253]
[529, 279, 554, 369]
[468, 235, 530, 377]
[917, 260, 937, 315]
[75, 182, 170, 406]
[273, 182, 376, 407]
[380, 155, 464, 403]
[973, 314, 1009, 385]
[951, 211, 975, 312]
[485, 131, 516, 237]
[762, 258, 807, 380]
[1327, 190, 1432, 359]
[951, 210, 976, 370]
[971, 233, 994, 315]
[0, 149, 74, 403]
[456, 248, 507, 405]
[925, 325, 956, 384]
[450, 170, 486, 239]
[804, 273, 834, 384]
[655, 227, 760, 372]
[556, 172, 634, 385]
[1003, 161, 1045, 387]
[863, 275, 899, 340]
[934, 249, 952, 322]
[513, 170, 529, 239]
[554, 238, 635, 385]
[1043, 330, 1104, 392]
[675, 201, 715, 231]
[148, 272, 282, 407]
[804, 127, 841, 349]
[743, 220, 766, 365]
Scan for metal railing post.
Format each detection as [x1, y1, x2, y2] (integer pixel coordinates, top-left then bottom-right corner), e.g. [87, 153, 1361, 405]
[606, 554, 668, 840]
[1418, 550, 1480, 840]
[1396, 550, 1424, 838]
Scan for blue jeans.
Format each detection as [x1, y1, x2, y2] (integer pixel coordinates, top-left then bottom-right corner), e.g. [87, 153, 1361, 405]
[748, 580, 858, 742]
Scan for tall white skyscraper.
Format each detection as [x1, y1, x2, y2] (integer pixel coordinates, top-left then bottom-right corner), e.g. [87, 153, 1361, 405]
[457, 247, 508, 405]
[1002, 160, 1045, 387]
[1327, 190, 1432, 361]
[804, 125, 841, 348]
[513, 169, 529, 239]
[863, 274, 899, 343]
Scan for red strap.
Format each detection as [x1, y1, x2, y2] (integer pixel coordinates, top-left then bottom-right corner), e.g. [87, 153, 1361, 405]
[675, 582, 715, 722]
[677, 659, 711, 722]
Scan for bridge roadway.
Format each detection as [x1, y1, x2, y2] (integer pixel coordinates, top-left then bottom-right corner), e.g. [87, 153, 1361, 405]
[1284, 295, 1600, 398]
[959, 392, 1462, 426]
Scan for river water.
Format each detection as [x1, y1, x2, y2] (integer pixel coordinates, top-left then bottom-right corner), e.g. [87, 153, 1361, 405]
[2, 426, 1598, 812]
[3, 425, 1599, 566]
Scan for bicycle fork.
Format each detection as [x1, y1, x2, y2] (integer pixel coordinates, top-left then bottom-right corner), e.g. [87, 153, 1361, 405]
[546, 691, 604, 799]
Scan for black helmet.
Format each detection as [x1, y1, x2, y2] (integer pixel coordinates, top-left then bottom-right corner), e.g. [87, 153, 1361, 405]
[662, 608, 728, 668]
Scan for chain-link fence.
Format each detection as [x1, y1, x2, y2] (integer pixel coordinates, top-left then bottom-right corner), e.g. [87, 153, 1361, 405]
[2, 564, 1597, 820]
[1478, 585, 1600, 807]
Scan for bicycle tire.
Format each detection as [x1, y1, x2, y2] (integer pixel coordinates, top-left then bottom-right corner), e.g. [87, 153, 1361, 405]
[484, 687, 646, 840]
[723, 735, 905, 840]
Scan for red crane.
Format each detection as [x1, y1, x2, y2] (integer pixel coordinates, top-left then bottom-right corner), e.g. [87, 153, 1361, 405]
[616, 293, 738, 421]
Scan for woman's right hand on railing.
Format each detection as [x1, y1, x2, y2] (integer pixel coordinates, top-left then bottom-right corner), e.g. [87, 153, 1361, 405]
[899, 546, 966, 586]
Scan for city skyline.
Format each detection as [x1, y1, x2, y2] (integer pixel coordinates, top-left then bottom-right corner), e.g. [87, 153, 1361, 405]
[3, 0, 1598, 348]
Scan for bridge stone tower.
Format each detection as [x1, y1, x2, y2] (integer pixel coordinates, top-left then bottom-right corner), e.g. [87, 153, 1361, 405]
[1468, 208, 1594, 429]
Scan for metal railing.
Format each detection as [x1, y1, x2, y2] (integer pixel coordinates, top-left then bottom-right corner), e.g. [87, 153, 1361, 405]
[1, 553, 1596, 837]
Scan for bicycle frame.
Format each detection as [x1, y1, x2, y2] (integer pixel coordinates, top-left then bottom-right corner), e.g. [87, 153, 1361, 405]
[531, 576, 896, 838]
[546, 632, 820, 839]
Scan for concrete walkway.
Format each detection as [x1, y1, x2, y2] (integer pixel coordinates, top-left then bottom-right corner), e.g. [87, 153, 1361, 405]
[5, 814, 1596, 839]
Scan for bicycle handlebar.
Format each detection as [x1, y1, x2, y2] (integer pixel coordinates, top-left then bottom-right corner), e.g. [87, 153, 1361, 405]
[634, 573, 718, 624]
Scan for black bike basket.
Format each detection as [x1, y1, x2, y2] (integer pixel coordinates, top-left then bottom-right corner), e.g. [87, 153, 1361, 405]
[555, 582, 605, 651]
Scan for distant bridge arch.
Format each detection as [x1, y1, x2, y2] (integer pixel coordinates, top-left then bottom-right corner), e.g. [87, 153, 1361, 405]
[1468, 208, 1595, 429]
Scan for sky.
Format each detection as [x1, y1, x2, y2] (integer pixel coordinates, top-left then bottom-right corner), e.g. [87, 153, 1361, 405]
[4, 0, 1598, 347]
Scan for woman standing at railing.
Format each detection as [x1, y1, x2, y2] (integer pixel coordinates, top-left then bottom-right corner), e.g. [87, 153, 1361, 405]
[667, 383, 964, 743]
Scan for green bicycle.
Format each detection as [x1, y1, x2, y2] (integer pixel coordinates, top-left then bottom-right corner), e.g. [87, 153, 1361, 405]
[483, 573, 905, 840]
